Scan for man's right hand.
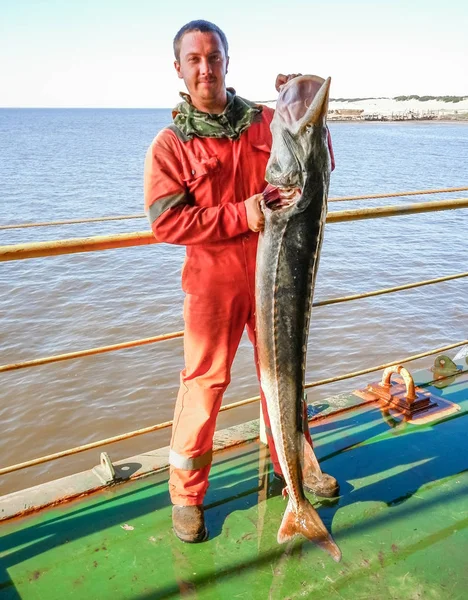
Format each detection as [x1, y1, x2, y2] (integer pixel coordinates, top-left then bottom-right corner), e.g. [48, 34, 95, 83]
[275, 73, 302, 92]
[244, 193, 265, 232]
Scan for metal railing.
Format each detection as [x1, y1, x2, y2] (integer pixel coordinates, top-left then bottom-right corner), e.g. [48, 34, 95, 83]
[1, 186, 467, 477]
[0, 271, 467, 375]
[1, 186, 467, 231]
[1, 197, 468, 262]
[1, 339, 466, 476]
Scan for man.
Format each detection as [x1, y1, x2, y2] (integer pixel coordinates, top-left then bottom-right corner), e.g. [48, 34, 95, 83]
[144, 20, 338, 543]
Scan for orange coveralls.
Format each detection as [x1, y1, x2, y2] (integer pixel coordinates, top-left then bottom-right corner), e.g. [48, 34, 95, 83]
[144, 104, 333, 506]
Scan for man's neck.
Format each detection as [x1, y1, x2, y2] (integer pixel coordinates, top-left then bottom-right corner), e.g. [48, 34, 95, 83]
[191, 90, 228, 115]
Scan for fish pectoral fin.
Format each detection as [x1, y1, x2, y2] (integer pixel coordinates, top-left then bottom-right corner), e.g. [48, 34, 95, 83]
[277, 498, 342, 562]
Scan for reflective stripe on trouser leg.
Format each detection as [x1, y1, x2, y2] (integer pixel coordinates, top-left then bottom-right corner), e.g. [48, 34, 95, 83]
[169, 448, 213, 470]
[169, 288, 252, 506]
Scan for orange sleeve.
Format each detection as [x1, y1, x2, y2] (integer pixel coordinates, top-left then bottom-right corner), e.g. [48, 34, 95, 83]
[144, 132, 249, 245]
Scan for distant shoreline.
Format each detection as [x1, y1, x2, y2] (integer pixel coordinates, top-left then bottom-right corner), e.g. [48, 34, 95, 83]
[2, 99, 468, 123]
[328, 118, 468, 124]
[328, 114, 468, 123]
[328, 96, 468, 122]
[261, 95, 468, 122]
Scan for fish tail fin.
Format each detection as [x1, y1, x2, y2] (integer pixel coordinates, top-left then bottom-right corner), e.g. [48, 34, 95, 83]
[277, 497, 342, 562]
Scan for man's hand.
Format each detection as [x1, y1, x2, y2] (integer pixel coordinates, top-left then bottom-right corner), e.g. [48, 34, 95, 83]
[275, 73, 302, 92]
[244, 193, 265, 232]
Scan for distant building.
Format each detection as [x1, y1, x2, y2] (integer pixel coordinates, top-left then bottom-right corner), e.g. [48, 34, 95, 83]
[328, 108, 364, 121]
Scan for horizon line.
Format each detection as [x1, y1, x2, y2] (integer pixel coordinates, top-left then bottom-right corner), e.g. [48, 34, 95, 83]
[2, 95, 467, 110]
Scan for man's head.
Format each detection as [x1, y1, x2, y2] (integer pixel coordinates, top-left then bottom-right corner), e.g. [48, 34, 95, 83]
[173, 20, 229, 114]
[173, 20, 228, 62]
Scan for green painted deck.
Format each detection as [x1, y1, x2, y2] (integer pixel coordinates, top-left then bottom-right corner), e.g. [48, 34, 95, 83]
[1, 368, 468, 599]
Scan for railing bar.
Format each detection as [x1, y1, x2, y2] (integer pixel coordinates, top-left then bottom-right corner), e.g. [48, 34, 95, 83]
[305, 339, 468, 389]
[1, 273, 466, 374]
[0, 420, 175, 476]
[0, 214, 146, 231]
[2, 187, 468, 230]
[313, 271, 468, 307]
[0, 332, 184, 373]
[329, 185, 468, 202]
[1, 198, 467, 262]
[1, 339, 466, 476]
[327, 197, 468, 223]
[0, 231, 156, 261]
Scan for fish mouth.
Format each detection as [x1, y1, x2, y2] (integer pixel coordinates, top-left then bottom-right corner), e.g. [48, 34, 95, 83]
[263, 185, 301, 211]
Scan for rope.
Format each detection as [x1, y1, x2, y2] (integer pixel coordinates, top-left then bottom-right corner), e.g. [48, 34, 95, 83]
[1, 339, 466, 476]
[1, 272, 466, 374]
[2, 186, 467, 230]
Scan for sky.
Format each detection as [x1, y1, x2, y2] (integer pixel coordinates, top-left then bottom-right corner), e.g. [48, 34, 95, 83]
[1, 0, 467, 108]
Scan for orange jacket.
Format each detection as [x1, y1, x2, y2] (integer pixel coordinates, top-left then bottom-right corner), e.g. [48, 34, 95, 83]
[144, 107, 274, 245]
[144, 107, 274, 293]
[144, 106, 335, 293]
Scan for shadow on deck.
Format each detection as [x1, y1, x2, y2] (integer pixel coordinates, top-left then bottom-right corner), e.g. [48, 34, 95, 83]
[1, 374, 468, 599]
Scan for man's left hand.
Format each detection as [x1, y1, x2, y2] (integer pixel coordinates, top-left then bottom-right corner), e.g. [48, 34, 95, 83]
[275, 73, 302, 92]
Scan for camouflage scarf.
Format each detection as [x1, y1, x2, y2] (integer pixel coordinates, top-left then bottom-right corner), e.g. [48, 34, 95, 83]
[172, 88, 262, 140]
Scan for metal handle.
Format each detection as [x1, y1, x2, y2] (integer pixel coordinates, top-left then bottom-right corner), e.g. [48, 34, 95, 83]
[380, 365, 416, 402]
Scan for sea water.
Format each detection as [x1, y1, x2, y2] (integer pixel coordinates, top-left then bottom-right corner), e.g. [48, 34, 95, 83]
[0, 109, 467, 494]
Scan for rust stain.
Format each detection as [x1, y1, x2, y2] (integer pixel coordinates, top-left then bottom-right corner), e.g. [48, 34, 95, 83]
[360, 559, 371, 568]
[378, 551, 385, 567]
[391, 543, 398, 553]
[1, 488, 107, 524]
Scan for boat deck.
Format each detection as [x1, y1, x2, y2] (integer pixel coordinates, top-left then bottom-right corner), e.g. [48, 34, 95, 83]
[1, 367, 468, 599]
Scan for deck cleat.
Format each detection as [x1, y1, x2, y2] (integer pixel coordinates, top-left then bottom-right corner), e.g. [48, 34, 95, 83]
[355, 364, 461, 424]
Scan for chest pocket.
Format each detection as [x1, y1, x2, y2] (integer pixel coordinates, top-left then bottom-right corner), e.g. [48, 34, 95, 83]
[183, 156, 221, 206]
[245, 143, 271, 194]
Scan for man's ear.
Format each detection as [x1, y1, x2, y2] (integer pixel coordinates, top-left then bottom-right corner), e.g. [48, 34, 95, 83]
[225, 56, 230, 74]
[174, 60, 183, 79]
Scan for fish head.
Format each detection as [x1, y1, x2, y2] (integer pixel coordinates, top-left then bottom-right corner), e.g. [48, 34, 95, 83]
[265, 75, 331, 212]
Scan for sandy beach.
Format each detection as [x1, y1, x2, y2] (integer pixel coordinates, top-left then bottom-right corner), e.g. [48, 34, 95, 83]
[264, 96, 468, 121]
[327, 97, 468, 121]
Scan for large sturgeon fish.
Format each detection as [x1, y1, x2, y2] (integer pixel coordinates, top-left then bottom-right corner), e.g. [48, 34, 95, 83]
[256, 75, 341, 561]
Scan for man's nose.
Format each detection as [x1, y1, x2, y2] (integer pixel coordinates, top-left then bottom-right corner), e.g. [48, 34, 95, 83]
[199, 58, 212, 75]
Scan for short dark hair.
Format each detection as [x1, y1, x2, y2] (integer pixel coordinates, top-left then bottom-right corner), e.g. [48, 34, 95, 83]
[173, 20, 229, 61]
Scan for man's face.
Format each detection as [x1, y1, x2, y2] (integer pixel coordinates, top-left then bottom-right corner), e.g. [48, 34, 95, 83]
[174, 31, 229, 112]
